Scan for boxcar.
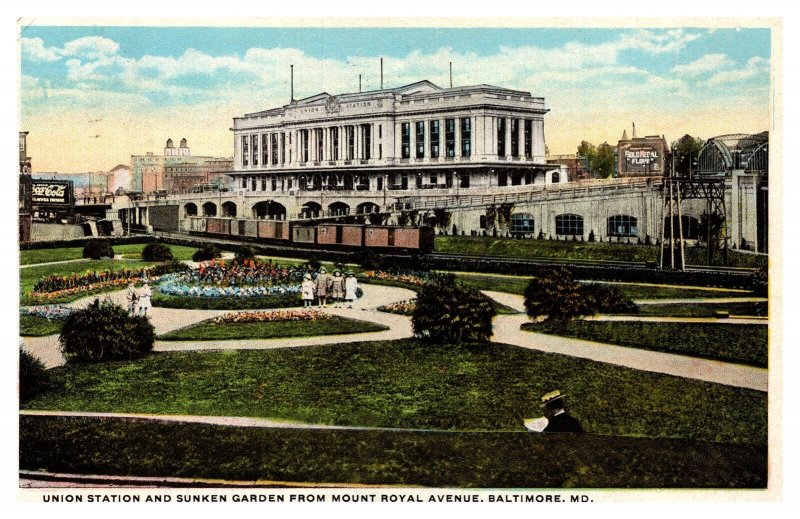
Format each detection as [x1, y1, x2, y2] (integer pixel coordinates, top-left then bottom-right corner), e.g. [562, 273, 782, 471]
[317, 224, 365, 247]
[292, 225, 317, 245]
[205, 217, 231, 235]
[364, 226, 434, 253]
[258, 220, 291, 241]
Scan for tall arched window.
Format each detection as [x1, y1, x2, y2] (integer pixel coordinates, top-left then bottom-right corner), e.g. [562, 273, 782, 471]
[510, 213, 535, 235]
[555, 214, 584, 236]
[551, 171, 560, 184]
[607, 215, 638, 237]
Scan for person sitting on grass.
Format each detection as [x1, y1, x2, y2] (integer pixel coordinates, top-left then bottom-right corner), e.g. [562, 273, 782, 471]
[524, 390, 583, 433]
[301, 273, 315, 308]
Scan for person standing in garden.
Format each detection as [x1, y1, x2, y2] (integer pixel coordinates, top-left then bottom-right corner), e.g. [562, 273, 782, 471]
[315, 267, 333, 308]
[301, 273, 315, 308]
[126, 282, 138, 316]
[345, 271, 358, 309]
[138, 280, 152, 317]
[331, 270, 345, 308]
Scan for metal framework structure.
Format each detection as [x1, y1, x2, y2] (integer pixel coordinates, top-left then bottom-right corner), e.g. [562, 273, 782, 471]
[659, 177, 728, 270]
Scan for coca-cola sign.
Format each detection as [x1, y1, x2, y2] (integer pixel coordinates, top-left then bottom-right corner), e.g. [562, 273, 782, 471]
[31, 180, 73, 206]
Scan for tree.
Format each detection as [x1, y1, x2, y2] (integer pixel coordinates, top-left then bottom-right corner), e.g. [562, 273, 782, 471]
[20, 349, 49, 402]
[672, 134, 704, 177]
[60, 299, 155, 362]
[141, 243, 173, 262]
[524, 269, 596, 322]
[432, 208, 452, 232]
[412, 274, 495, 343]
[593, 142, 616, 178]
[83, 240, 114, 260]
[192, 244, 222, 262]
[577, 141, 596, 163]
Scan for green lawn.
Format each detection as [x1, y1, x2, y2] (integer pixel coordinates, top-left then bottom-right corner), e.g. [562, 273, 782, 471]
[522, 321, 768, 367]
[113, 244, 200, 261]
[23, 339, 766, 444]
[603, 283, 754, 300]
[20, 416, 766, 488]
[636, 301, 768, 318]
[435, 236, 768, 268]
[20, 244, 202, 265]
[159, 315, 388, 341]
[19, 315, 63, 336]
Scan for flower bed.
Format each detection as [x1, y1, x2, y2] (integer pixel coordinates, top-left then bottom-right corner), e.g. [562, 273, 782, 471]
[360, 270, 427, 288]
[20, 304, 75, 320]
[377, 299, 417, 316]
[209, 309, 332, 324]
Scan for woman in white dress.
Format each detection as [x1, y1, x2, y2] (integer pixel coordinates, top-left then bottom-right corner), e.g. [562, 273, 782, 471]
[137, 281, 152, 317]
[344, 272, 358, 309]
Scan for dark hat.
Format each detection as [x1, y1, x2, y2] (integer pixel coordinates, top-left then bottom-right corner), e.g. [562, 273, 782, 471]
[540, 390, 567, 407]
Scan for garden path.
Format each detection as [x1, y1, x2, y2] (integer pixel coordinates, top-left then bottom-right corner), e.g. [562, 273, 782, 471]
[19, 258, 90, 269]
[20, 283, 768, 391]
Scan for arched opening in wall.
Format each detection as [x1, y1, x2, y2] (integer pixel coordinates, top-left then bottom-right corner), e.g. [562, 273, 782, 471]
[252, 201, 287, 220]
[202, 202, 217, 217]
[357, 202, 380, 215]
[221, 201, 237, 217]
[551, 171, 561, 184]
[607, 215, 638, 237]
[184, 203, 198, 216]
[555, 213, 584, 236]
[663, 215, 700, 240]
[510, 213, 535, 235]
[328, 202, 350, 217]
[301, 201, 322, 219]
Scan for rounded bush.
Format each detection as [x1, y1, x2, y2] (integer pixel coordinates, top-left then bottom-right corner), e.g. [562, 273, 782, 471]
[59, 299, 155, 363]
[192, 244, 222, 262]
[234, 246, 256, 262]
[412, 274, 495, 343]
[142, 243, 174, 262]
[82, 240, 114, 260]
[19, 349, 49, 401]
[524, 268, 596, 322]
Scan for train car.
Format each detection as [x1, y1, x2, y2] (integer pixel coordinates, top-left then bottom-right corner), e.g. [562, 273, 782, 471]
[292, 225, 317, 245]
[257, 220, 291, 241]
[205, 217, 231, 235]
[365, 225, 435, 254]
[317, 224, 365, 247]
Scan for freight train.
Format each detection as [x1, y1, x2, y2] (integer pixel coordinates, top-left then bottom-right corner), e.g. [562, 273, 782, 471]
[186, 216, 435, 254]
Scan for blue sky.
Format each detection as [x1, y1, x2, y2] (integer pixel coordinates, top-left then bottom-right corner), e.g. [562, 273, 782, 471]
[20, 25, 773, 172]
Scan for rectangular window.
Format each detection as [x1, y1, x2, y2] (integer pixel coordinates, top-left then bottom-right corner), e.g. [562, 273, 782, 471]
[497, 118, 506, 157]
[498, 171, 508, 186]
[262, 134, 269, 165]
[241, 177, 246, 189]
[250, 177, 256, 191]
[459, 173, 470, 188]
[377, 177, 384, 191]
[445, 118, 456, 158]
[280, 133, 286, 164]
[316, 129, 324, 161]
[524, 120, 532, 158]
[271, 134, 279, 165]
[510, 119, 519, 157]
[430, 174, 438, 185]
[379, 143, 382, 159]
[331, 127, 339, 160]
[430, 120, 440, 158]
[261, 176, 266, 191]
[415, 121, 425, 158]
[347, 126, 355, 160]
[301, 130, 309, 162]
[379, 124, 382, 139]
[460, 117, 472, 157]
[252, 135, 259, 166]
[479, 215, 487, 229]
[242, 136, 249, 166]
[401, 122, 410, 159]
[272, 177, 277, 191]
[363, 124, 372, 160]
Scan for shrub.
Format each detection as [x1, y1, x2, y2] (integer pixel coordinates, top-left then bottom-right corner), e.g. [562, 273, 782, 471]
[82, 240, 114, 260]
[750, 266, 768, 296]
[60, 299, 155, 362]
[192, 244, 222, 262]
[234, 246, 256, 262]
[524, 268, 596, 322]
[141, 243, 174, 262]
[412, 274, 495, 343]
[19, 349, 49, 401]
[580, 284, 638, 314]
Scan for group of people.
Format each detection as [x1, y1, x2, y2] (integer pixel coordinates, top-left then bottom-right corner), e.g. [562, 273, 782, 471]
[194, 259, 293, 286]
[301, 268, 358, 308]
[126, 281, 153, 317]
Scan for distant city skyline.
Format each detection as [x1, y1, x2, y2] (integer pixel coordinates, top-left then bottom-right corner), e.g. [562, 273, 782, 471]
[20, 24, 772, 173]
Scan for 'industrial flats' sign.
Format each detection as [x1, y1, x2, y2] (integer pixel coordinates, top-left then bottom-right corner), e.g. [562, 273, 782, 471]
[31, 180, 74, 206]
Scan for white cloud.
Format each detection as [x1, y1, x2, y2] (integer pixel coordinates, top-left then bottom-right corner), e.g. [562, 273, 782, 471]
[21, 37, 60, 62]
[672, 53, 734, 76]
[61, 36, 120, 60]
[618, 29, 703, 54]
[705, 56, 769, 87]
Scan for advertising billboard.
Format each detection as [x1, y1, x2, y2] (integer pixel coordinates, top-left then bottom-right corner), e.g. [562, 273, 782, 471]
[30, 180, 74, 207]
